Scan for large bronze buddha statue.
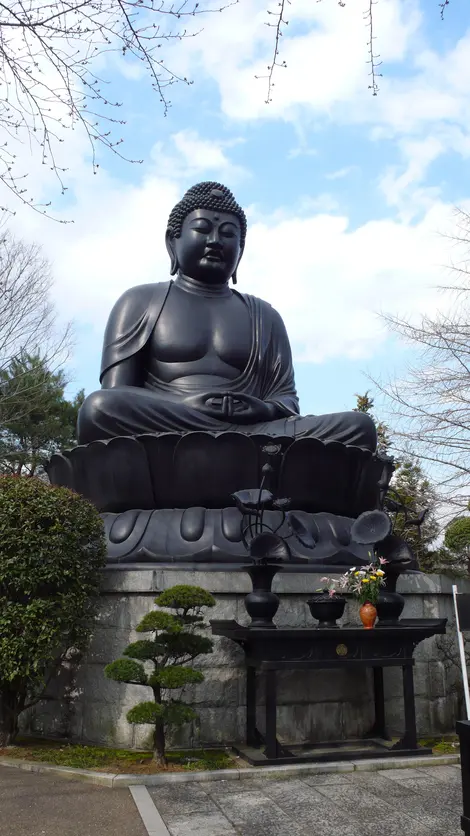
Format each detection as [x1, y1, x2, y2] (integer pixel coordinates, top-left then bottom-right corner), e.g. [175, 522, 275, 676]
[48, 182, 394, 567]
[77, 182, 376, 452]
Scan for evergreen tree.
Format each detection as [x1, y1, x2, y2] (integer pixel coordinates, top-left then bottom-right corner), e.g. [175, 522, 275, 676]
[389, 459, 440, 572]
[0, 352, 83, 476]
[105, 585, 215, 766]
[354, 391, 391, 455]
[444, 517, 470, 574]
[354, 392, 441, 571]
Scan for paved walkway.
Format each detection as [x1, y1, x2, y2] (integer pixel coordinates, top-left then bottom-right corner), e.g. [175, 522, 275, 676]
[0, 763, 463, 836]
[149, 765, 464, 836]
[0, 766, 146, 836]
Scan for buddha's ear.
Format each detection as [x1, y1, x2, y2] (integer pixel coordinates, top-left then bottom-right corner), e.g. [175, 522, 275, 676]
[232, 244, 244, 285]
[165, 229, 179, 276]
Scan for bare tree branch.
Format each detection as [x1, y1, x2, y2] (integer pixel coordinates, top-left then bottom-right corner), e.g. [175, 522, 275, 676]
[371, 208, 470, 516]
[364, 0, 382, 96]
[0, 227, 72, 423]
[0, 0, 456, 216]
[262, 0, 452, 103]
[255, 0, 289, 105]
[0, 0, 236, 217]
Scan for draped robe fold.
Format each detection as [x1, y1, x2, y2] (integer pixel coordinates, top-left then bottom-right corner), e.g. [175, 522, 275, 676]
[77, 280, 376, 451]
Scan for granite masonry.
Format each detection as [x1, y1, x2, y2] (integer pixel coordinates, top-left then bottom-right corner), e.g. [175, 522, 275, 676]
[22, 570, 467, 750]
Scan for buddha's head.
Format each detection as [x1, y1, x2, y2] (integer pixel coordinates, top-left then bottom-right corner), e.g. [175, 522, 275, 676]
[166, 182, 247, 284]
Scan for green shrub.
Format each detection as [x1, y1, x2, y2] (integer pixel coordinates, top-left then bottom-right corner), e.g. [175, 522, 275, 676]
[0, 475, 106, 745]
[105, 584, 215, 766]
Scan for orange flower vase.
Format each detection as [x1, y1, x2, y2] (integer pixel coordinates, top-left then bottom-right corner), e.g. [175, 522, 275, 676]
[359, 602, 377, 629]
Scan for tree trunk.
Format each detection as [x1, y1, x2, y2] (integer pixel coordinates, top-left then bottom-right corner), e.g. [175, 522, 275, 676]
[152, 725, 167, 768]
[152, 687, 167, 767]
[0, 691, 19, 747]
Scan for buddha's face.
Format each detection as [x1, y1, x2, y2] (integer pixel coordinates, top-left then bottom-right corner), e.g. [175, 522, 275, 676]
[170, 208, 243, 283]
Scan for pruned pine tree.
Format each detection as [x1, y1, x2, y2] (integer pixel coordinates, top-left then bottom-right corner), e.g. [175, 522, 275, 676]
[105, 585, 215, 766]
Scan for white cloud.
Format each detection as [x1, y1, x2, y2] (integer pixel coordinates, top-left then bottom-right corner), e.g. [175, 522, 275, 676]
[12, 159, 462, 371]
[0, 3, 245, 217]
[6, 0, 470, 385]
[168, 0, 470, 198]
[169, 0, 422, 122]
[287, 147, 318, 160]
[292, 194, 340, 214]
[378, 136, 445, 217]
[151, 130, 247, 181]
[6, 0, 467, 219]
[377, 123, 470, 220]
[377, 35, 470, 133]
[242, 201, 456, 363]
[325, 166, 357, 181]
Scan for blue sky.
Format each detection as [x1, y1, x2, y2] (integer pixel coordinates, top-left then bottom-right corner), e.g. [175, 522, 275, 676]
[10, 0, 470, 429]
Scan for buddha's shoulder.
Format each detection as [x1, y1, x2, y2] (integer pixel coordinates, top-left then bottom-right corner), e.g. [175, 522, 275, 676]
[109, 281, 171, 313]
[238, 291, 285, 323]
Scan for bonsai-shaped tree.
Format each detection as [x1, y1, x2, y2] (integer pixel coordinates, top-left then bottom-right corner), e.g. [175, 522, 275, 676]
[104, 585, 215, 766]
[0, 475, 106, 745]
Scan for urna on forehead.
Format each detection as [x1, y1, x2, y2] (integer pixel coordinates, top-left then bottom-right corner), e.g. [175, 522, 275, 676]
[167, 181, 248, 245]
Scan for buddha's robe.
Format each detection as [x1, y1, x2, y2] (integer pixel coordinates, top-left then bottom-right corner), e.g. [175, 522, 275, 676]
[77, 280, 376, 451]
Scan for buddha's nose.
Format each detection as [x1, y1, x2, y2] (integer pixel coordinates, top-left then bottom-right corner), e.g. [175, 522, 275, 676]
[207, 228, 220, 245]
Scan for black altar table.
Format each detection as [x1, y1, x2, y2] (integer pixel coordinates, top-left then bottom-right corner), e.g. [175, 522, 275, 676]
[211, 618, 447, 766]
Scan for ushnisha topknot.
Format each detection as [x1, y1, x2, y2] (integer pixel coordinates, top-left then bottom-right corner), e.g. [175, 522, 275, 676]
[167, 181, 247, 247]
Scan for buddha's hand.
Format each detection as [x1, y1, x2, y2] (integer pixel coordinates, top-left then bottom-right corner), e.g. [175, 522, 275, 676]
[184, 392, 276, 422]
[219, 393, 277, 423]
[183, 392, 237, 419]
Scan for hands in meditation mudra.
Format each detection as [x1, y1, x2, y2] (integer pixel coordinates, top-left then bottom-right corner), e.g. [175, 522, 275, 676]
[77, 182, 376, 452]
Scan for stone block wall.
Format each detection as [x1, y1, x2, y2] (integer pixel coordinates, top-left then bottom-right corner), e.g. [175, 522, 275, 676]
[21, 569, 469, 750]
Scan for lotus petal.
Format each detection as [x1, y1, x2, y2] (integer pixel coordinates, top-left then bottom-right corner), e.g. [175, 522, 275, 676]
[287, 511, 318, 549]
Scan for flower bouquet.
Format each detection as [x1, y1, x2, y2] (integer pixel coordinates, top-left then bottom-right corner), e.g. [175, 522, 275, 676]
[337, 559, 387, 629]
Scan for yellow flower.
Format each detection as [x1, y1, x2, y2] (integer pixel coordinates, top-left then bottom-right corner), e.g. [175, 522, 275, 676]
[361, 578, 370, 583]
[370, 575, 377, 580]
[376, 570, 385, 577]
[354, 571, 361, 576]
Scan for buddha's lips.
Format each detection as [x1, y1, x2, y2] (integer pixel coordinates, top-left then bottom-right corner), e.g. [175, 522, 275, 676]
[203, 251, 224, 262]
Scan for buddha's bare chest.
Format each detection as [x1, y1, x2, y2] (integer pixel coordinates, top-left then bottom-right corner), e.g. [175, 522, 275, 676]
[148, 290, 252, 376]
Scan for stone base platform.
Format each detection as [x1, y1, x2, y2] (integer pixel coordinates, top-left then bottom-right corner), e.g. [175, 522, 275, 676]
[21, 570, 466, 750]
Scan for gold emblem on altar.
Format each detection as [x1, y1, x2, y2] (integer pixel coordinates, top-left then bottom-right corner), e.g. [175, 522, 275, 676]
[336, 644, 348, 657]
